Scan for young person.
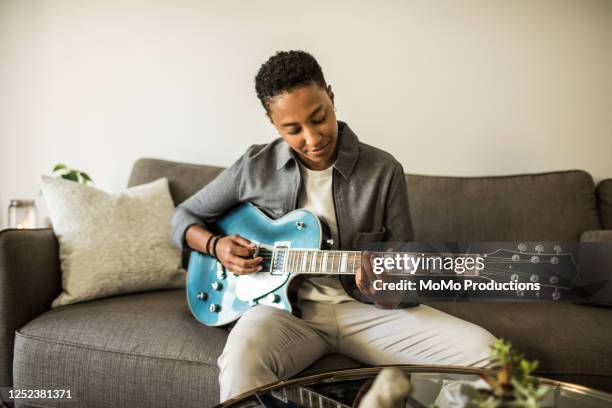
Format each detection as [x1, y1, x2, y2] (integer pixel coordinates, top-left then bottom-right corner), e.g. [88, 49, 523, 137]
[171, 50, 496, 402]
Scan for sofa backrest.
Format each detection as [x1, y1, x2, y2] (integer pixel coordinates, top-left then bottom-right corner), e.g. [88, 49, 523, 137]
[129, 159, 602, 242]
[597, 179, 612, 229]
[128, 158, 224, 205]
[406, 171, 601, 241]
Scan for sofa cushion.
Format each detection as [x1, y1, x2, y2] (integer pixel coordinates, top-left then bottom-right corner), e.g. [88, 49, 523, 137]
[597, 179, 612, 229]
[428, 302, 612, 392]
[13, 289, 359, 407]
[14, 290, 223, 407]
[128, 158, 224, 205]
[41, 176, 185, 308]
[406, 170, 601, 241]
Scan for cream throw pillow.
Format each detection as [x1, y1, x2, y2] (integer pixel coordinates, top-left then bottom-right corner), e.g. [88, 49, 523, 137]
[42, 175, 185, 308]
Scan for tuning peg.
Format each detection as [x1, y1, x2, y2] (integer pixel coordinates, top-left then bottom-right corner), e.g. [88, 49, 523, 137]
[535, 244, 544, 254]
[517, 244, 527, 252]
[554, 245, 562, 254]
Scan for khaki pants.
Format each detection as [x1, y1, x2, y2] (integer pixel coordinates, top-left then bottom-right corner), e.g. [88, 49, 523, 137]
[218, 300, 496, 402]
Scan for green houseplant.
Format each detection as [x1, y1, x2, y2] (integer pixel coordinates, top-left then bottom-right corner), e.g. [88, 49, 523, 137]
[431, 338, 550, 408]
[52, 164, 93, 184]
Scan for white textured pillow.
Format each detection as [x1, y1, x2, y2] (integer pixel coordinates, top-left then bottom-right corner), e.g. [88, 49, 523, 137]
[42, 175, 185, 308]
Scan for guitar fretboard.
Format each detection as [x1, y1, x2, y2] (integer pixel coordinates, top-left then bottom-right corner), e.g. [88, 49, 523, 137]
[284, 250, 362, 275]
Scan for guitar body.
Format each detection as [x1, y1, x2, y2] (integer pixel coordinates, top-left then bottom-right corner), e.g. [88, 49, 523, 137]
[186, 203, 323, 326]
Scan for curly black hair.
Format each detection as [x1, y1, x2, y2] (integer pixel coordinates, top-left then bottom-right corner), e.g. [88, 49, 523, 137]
[255, 50, 327, 112]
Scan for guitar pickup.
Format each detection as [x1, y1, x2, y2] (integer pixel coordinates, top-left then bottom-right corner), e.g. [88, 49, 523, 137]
[270, 242, 291, 275]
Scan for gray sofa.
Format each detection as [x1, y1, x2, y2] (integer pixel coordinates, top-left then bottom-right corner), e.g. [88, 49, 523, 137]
[2, 158, 612, 408]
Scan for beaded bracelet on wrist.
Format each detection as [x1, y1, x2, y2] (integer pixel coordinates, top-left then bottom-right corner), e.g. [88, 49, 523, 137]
[204, 235, 214, 256]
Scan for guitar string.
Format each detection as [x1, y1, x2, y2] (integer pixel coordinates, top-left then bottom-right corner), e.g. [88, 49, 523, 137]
[250, 254, 565, 268]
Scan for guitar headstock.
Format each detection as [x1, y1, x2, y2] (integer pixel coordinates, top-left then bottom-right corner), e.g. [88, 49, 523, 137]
[481, 243, 578, 301]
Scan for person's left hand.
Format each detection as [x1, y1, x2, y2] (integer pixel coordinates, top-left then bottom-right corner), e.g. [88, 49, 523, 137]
[355, 251, 400, 309]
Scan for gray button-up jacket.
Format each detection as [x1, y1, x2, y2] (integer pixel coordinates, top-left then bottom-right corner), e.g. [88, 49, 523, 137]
[171, 121, 414, 302]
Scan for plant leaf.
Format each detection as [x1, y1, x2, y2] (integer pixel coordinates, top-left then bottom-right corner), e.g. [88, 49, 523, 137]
[80, 172, 93, 183]
[52, 163, 67, 172]
[63, 171, 79, 182]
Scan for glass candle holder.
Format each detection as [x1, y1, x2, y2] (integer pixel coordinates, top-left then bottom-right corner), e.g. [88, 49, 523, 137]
[8, 200, 37, 229]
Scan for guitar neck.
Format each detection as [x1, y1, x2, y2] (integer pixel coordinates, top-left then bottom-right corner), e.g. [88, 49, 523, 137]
[284, 249, 362, 275]
[280, 249, 481, 276]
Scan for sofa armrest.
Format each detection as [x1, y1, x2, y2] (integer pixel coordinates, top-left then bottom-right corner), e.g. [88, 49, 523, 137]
[0, 229, 62, 389]
[580, 230, 612, 242]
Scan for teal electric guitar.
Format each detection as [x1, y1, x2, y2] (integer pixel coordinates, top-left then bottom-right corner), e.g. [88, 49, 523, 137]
[186, 203, 352, 326]
[186, 203, 579, 327]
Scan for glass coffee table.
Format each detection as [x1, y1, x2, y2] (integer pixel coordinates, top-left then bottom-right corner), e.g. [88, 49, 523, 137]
[219, 365, 612, 408]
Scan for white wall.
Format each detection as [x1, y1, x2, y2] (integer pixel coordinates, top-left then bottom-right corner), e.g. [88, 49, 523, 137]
[1, 0, 612, 228]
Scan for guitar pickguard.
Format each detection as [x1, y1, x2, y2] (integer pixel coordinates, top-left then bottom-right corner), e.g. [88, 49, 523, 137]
[235, 271, 289, 301]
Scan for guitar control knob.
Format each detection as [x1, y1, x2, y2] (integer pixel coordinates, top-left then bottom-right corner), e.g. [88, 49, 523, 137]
[266, 293, 280, 303]
[209, 304, 221, 313]
[196, 291, 208, 301]
[211, 281, 223, 291]
[295, 221, 305, 230]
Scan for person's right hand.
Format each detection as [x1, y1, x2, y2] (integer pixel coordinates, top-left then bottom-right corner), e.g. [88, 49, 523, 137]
[214, 234, 263, 275]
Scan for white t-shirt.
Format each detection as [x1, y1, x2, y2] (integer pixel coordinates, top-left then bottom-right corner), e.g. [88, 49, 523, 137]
[296, 161, 355, 303]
